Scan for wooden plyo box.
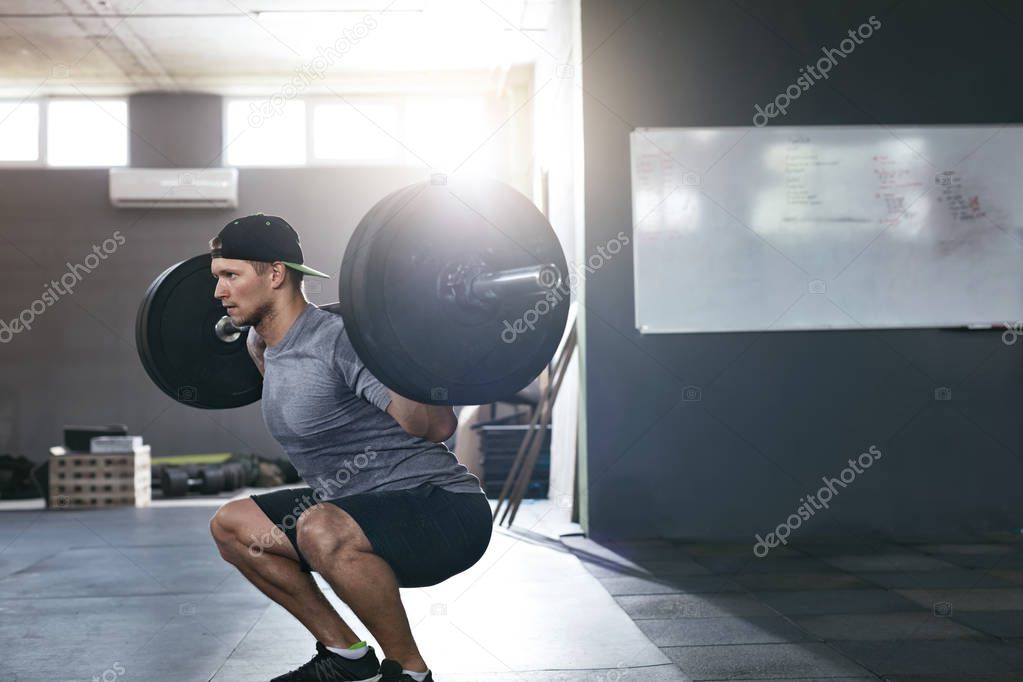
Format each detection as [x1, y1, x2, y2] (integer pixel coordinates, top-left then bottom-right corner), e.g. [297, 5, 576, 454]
[48, 445, 152, 509]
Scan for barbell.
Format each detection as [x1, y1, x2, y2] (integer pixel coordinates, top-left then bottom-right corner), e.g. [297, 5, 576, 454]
[135, 177, 571, 408]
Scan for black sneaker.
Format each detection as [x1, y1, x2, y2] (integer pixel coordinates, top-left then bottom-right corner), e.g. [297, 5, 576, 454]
[378, 659, 433, 682]
[270, 642, 381, 682]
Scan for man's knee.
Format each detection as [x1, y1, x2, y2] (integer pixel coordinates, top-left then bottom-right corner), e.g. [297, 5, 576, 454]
[210, 504, 234, 544]
[210, 499, 255, 560]
[295, 507, 365, 565]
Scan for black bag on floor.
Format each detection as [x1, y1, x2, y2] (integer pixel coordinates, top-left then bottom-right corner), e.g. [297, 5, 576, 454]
[0, 454, 42, 499]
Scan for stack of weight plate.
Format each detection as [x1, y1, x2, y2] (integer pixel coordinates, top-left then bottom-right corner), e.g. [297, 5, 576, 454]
[479, 424, 551, 499]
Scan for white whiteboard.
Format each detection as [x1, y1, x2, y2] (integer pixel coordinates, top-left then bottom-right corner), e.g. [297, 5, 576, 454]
[630, 125, 1023, 333]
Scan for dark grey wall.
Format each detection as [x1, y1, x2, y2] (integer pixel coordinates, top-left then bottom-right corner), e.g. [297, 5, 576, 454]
[128, 92, 224, 167]
[579, 0, 1023, 540]
[0, 94, 426, 462]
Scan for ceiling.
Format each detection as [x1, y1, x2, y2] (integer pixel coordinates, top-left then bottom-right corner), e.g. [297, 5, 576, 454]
[0, 0, 555, 95]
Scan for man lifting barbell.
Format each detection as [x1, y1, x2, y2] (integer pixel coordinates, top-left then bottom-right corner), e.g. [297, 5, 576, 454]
[207, 214, 490, 682]
[135, 178, 571, 682]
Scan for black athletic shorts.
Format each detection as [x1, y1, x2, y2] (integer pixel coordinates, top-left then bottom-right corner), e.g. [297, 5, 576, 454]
[250, 484, 492, 588]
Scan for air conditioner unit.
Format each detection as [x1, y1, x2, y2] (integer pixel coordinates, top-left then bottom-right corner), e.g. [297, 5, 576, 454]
[109, 168, 239, 209]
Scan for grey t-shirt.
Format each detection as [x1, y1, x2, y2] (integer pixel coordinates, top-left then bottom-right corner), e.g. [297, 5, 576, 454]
[261, 303, 483, 500]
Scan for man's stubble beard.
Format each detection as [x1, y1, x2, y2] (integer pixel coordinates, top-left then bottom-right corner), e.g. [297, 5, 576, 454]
[238, 299, 274, 329]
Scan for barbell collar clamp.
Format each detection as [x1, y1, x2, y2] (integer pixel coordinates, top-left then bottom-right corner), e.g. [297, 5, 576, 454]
[215, 315, 247, 343]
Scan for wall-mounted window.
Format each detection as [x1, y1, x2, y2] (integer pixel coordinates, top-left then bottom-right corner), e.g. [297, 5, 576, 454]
[403, 96, 488, 172]
[47, 99, 128, 167]
[224, 99, 307, 167]
[312, 101, 400, 164]
[0, 98, 128, 167]
[224, 95, 494, 172]
[0, 101, 40, 162]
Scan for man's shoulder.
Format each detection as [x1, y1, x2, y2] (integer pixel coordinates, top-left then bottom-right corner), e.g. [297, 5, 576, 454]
[305, 306, 360, 356]
[306, 304, 346, 332]
[285, 305, 340, 353]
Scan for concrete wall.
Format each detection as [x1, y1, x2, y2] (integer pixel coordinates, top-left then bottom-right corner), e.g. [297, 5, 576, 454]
[578, 0, 1023, 540]
[128, 92, 224, 168]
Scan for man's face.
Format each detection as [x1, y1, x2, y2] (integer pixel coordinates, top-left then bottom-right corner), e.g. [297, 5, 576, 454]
[211, 258, 271, 327]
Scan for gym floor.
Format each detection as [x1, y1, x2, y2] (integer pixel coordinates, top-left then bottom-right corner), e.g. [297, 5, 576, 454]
[2, 493, 1022, 681]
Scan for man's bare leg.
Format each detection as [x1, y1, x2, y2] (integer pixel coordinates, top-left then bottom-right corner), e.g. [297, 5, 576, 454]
[210, 498, 362, 648]
[296, 505, 428, 673]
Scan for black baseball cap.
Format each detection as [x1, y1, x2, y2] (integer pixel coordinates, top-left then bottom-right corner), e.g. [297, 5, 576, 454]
[211, 214, 330, 278]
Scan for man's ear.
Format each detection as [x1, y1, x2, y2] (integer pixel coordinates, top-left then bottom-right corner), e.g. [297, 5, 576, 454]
[270, 262, 289, 290]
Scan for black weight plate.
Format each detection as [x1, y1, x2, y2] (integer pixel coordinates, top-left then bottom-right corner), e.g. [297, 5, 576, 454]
[136, 254, 262, 409]
[162, 468, 189, 497]
[221, 463, 234, 490]
[340, 177, 570, 405]
[222, 463, 243, 490]
[199, 466, 225, 494]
